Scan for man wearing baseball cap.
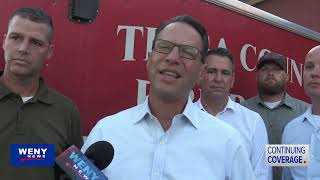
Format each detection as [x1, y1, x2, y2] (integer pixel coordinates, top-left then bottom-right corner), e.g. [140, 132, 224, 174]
[241, 52, 309, 180]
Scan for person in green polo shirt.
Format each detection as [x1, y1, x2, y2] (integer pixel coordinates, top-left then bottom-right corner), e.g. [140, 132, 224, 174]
[0, 7, 83, 180]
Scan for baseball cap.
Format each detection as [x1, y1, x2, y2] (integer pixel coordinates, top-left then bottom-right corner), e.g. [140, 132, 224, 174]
[257, 52, 286, 70]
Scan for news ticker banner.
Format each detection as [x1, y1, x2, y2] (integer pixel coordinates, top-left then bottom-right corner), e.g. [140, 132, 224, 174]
[10, 143, 310, 168]
[265, 144, 309, 166]
[10, 144, 55, 166]
[56, 145, 107, 180]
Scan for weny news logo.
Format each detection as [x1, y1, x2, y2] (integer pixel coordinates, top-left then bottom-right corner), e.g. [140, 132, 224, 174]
[56, 145, 107, 180]
[265, 144, 309, 166]
[11, 144, 54, 166]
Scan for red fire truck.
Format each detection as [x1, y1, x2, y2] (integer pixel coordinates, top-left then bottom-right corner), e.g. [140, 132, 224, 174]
[1, 0, 319, 135]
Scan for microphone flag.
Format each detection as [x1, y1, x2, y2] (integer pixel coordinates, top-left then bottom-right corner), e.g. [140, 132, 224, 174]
[56, 145, 107, 180]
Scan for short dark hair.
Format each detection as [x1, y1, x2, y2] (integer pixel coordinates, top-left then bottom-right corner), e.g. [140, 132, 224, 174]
[8, 7, 54, 42]
[207, 47, 235, 71]
[152, 15, 208, 63]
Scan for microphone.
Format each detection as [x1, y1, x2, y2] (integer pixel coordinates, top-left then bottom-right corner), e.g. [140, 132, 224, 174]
[85, 141, 114, 170]
[55, 141, 114, 180]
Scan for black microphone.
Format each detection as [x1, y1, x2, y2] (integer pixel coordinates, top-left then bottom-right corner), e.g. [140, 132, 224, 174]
[85, 141, 114, 170]
[55, 141, 114, 180]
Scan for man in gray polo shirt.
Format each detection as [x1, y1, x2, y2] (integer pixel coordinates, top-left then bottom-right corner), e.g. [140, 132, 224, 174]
[241, 52, 308, 180]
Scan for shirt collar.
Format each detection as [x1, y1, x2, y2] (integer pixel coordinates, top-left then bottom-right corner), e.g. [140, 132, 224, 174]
[195, 96, 235, 114]
[224, 97, 236, 112]
[181, 97, 200, 129]
[0, 79, 11, 100]
[134, 96, 200, 129]
[0, 71, 54, 105]
[32, 78, 55, 104]
[282, 93, 295, 108]
[257, 92, 294, 109]
[132, 98, 150, 124]
[299, 105, 320, 130]
[301, 105, 313, 123]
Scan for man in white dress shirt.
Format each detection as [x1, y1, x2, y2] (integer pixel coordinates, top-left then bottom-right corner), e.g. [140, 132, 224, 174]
[195, 47, 271, 180]
[82, 16, 255, 180]
[282, 45, 320, 179]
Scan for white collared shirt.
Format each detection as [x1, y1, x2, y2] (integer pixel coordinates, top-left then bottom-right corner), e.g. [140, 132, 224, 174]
[82, 97, 255, 180]
[195, 97, 272, 180]
[282, 105, 320, 179]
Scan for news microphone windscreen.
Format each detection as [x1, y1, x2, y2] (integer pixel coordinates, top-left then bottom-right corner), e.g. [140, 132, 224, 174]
[55, 145, 107, 179]
[85, 141, 114, 170]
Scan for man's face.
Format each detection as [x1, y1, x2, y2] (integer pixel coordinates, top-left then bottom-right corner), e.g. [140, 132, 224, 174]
[2, 15, 53, 78]
[199, 54, 234, 100]
[303, 49, 320, 98]
[257, 62, 288, 95]
[147, 22, 203, 101]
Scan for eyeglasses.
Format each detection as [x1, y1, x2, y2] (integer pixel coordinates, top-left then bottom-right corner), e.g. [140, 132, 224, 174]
[153, 39, 202, 60]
